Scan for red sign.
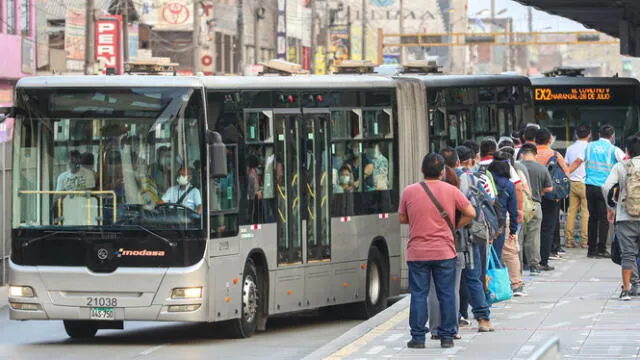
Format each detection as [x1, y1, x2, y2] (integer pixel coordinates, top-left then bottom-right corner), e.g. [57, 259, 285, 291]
[162, 3, 190, 25]
[302, 47, 311, 70]
[95, 16, 123, 74]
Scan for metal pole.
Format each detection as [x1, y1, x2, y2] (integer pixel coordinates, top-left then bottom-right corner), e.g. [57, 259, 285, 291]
[122, 0, 129, 63]
[254, 9, 259, 65]
[377, 27, 383, 65]
[526, 7, 532, 75]
[361, 0, 366, 60]
[1, 142, 6, 284]
[193, 0, 200, 74]
[399, 0, 404, 64]
[237, 0, 245, 73]
[84, 0, 95, 74]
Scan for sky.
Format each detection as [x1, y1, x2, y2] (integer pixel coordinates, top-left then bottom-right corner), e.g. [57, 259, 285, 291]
[467, 0, 589, 32]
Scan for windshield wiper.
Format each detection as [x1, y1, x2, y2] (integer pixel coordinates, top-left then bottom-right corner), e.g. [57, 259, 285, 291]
[122, 225, 177, 248]
[22, 231, 84, 248]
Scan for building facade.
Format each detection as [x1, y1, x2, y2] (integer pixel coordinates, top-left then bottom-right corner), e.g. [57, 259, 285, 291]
[0, 0, 37, 107]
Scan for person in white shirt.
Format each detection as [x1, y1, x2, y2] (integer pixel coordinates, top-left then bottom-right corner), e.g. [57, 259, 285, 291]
[56, 150, 96, 191]
[161, 167, 202, 214]
[564, 125, 591, 248]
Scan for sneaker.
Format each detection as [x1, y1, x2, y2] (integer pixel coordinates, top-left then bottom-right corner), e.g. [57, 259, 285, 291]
[478, 319, 495, 332]
[529, 265, 541, 275]
[556, 247, 567, 254]
[597, 251, 611, 259]
[407, 340, 425, 349]
[620, 289, 632, 301]
[440, 338, 454, 348]
[549, 253, 562, 260]
[459, 317, 472, 326]
[512, 286, 527, 297]
[540, 264, 555, 271]
[587, 253, 598, 258]
[631, 285, 640, 296]
[431, 334, 461, 340]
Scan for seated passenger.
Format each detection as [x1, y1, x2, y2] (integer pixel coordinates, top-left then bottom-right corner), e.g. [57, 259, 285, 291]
[161, 167, 202, 214]
[335, 165, 355, 193]
[56, 150, 96, 191]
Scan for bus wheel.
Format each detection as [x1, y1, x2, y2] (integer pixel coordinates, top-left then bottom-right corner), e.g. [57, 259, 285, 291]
[63, 320, 98, 339]
[227, 259, 259, 338]
[355, 247, 388, 319]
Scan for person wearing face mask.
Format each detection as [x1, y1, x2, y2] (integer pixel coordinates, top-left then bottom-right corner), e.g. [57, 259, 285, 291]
[56, 150, 96, 191]
[161, 167, 202, 214]
[335, 165, 355, 193]
[366, 144, 389, 190]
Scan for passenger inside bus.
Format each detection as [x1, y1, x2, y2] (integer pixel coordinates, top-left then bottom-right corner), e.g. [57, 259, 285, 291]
[160, 167, 202, 214]
[334, 165, 355, 193]
[56, 150, 96, 191]
[151, 146, 172, 193]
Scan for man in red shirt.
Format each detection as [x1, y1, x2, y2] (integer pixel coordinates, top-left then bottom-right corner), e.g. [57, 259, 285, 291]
[399, 153, 476, 349]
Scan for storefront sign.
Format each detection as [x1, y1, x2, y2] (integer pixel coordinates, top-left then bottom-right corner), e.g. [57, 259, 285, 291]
[65, 8, 85, 60]
[276, 0, 287, 59]
[95, 16, 123, 74]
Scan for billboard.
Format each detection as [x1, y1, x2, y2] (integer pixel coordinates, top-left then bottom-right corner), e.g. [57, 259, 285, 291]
[196, 1, 215, 74]
[155, 0, 193, 31]
[64, 9, 85, 60]
[95, 16, 123, 74]
[329, 25, 350, 70]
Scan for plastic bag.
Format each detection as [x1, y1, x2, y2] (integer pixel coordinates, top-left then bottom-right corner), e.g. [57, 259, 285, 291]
[485, 244, 513, 304]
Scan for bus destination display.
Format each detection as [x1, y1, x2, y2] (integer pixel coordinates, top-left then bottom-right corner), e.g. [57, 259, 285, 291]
[535, 87, 611, 101]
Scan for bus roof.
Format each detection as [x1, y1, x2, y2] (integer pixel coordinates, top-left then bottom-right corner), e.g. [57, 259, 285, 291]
[201, 75, 396, 90]
[395, 74, 532, 88]
[16, 76, 204, 89]
[530, 76, 640, 87]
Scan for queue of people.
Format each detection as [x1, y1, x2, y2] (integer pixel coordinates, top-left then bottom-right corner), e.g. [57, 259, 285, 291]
[399, 123, 634, 349]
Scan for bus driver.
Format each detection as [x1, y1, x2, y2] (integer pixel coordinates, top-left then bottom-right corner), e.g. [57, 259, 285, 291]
[160, 167, 202, 214]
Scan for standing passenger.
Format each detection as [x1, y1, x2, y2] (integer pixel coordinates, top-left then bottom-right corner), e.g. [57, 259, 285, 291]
[564, 125, 592, 248]
[399, 153, 476, 349]
[585, 125, 625, 258]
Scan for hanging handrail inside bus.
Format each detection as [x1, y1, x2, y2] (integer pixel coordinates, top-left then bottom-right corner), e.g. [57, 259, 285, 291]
[18, 190, 118, 225]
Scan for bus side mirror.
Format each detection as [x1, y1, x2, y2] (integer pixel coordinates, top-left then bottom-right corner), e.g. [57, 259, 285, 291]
[207, 130, 227, 178]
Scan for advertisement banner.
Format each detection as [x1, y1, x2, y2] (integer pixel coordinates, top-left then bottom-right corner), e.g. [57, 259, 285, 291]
[276, 0, 287, 59]
[95, 16, 123, 74]
[196, 1, 215, 74]
[64, 8, 85, 60]
[155, 0, 193, 31]
[128, 23, 139, 60]
[329, 25, 350, 70]
[314, 47, 326, 74]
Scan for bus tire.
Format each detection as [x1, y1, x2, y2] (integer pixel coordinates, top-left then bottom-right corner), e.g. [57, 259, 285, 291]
[354, 247, 388, 319]
[63, 320, 98, 339]
[227, 258, 260, 338]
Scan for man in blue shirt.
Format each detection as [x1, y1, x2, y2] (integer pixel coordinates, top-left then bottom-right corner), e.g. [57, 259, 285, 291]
[584, 125, 625, 258]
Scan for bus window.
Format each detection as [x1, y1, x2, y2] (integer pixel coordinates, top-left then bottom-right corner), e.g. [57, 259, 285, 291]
[243, 111, 276, 225]
[331, 109, 361, 139]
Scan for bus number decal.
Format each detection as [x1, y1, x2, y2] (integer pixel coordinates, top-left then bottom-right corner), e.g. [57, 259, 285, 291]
[86, 297, 118, 307]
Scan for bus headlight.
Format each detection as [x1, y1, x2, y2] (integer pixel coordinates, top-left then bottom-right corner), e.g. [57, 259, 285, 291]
[10, 302, 42, 311]
[171, 287, 202, 299]
[9, 286, 35, 298]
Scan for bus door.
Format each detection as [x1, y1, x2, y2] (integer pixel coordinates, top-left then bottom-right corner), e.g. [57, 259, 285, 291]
[445, 109, 471, 146]
[301, 109, 331, 263]
[274, 110, 303, 265]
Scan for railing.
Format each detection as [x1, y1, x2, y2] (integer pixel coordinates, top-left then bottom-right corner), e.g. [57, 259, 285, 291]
[18, 190, 118, 225]
[527, 336, 560, 360]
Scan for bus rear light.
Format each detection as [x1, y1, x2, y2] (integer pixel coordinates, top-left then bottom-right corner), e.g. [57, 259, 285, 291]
[9, 286, 35, 298]
[171, 287, 203, 299]
[10, 302, 41, 311]
[167, 304, 201, 312]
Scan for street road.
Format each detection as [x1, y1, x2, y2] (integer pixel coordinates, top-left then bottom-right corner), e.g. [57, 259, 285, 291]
[0, 307, 362, 360]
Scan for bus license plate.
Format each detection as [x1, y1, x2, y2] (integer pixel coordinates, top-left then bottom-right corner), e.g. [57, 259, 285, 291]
[90, 307, 114, 320]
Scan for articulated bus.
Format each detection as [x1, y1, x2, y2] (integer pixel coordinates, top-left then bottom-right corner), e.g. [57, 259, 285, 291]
[7, 75, 402, 338]
[532, 70, 640, 153]
[6, 73, 532, 338]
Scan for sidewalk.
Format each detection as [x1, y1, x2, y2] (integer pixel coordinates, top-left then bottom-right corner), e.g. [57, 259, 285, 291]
[306, 249, 640, 360]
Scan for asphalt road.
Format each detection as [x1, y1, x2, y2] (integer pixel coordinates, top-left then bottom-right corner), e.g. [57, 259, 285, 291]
[0, 307, 362, 360]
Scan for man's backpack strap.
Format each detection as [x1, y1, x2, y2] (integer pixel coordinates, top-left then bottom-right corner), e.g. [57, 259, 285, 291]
[419, 182, 455, 239]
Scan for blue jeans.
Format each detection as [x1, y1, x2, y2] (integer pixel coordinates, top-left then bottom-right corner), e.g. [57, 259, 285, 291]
[408, 257, 457, 343]
[493, 232, 506, 260]
[461, 243, 490, 320]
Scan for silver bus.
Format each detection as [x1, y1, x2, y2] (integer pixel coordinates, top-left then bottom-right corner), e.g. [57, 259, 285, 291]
[7, 75, 402, 338]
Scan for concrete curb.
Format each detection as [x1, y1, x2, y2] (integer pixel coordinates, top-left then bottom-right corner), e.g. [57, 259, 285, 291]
[303, 295, 410, 360]
[0, 286, 7, 309]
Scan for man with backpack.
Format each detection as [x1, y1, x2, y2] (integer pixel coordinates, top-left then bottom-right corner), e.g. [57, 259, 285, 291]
[585, 125, 625, 258]
[455, 145, 494, 331]
[535, 128, 569, 271]
[603, 135, 640, 300]
[518, 144, 554, 274]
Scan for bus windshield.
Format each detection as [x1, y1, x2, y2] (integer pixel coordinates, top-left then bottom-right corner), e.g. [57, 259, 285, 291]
[12, 87, 205, 230]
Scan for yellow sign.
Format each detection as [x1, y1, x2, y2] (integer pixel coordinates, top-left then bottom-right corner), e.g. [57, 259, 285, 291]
[535, 87, 612, 101]
[314, 47, 326, 75]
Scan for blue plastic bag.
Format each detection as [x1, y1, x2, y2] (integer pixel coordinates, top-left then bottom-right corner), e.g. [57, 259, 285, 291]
[485, 244, 513, 304]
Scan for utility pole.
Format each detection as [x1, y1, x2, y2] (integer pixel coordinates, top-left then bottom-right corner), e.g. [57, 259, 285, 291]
[123, 0, 129, 63]
[236, 0, 245, 73]
[361, 0, 366, 60]
[310, 0, 316, 72]
[193, 1, 200, 74]
[84, 0, 96, 75]
[526, 7, 532, 75]
[254, 7, 260, 65]
[399, 0, 404, 64]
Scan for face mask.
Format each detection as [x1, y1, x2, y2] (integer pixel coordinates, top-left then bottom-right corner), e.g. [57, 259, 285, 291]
[340, 175, 350, 185]
[177, 175, 189, 186]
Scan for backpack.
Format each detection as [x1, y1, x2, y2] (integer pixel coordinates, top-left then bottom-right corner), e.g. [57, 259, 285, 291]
[622, 159, 640, 217]
[515, 166, 536, 223]
[462, 172, 502, 241]
[543, 151, 570, 201]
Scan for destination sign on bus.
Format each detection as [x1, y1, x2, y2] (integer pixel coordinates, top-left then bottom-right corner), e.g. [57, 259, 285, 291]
[535, 87, 612, 101]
